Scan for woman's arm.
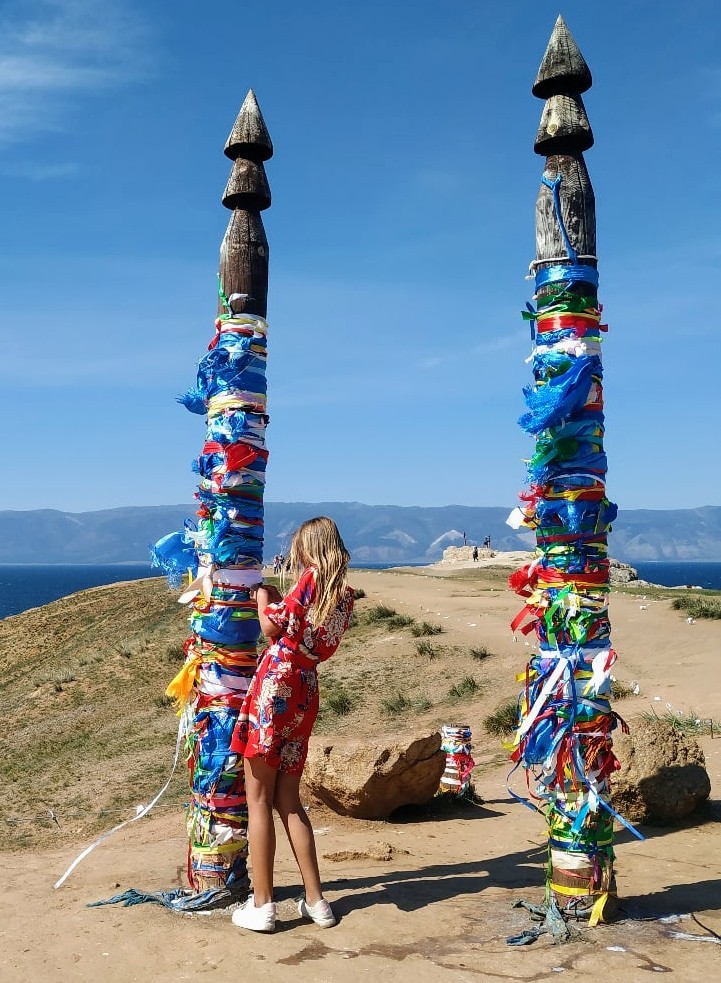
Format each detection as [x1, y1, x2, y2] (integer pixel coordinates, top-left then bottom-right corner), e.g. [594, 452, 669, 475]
[255, 585, 283, 638]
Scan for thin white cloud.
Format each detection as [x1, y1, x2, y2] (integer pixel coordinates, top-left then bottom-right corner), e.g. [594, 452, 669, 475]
[472, 333, 524, 356]
[0, 0, 151, 143]
[1, 159, 80, 179]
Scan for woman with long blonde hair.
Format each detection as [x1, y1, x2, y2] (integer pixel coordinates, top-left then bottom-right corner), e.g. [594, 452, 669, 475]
[230, 517, 354, 932]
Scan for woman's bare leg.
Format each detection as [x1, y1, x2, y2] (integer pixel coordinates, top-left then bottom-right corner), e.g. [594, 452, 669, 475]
[244, 756, 278, 905]
[274, 771, 323, 904]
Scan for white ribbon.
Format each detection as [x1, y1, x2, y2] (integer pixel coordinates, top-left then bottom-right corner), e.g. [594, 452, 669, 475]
[517, 655, 570, 739]
[177, 565, 264, 605]
[54, 709, 189, 889]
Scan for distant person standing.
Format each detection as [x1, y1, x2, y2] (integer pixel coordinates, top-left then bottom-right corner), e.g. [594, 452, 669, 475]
[472, 546, 478, 562]
[483, 535, 491, 550]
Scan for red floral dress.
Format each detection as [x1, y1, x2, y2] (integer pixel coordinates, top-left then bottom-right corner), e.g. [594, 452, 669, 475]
[231, 567, 354, 775]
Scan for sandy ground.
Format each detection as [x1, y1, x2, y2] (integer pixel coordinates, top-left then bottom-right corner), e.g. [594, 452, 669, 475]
[4, 564, 720, 982]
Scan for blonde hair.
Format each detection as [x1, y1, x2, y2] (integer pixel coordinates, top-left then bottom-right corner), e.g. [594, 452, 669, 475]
[288, 516, 350, 626]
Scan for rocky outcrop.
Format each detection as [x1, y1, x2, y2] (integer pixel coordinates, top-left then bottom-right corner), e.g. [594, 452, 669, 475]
[437, 548, 639, 584]
[438, 545, 498, 565]
[303, 732, 446, 819]
[608, 558, 639, 585]
[611, 717, 711, 823]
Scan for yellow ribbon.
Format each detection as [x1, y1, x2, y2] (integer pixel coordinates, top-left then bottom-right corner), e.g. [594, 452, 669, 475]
[165, 654, 202, 714]
[588, 892, 611, 926]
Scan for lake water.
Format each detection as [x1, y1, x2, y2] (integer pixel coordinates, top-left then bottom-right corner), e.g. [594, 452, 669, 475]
[1, 560, 720, 621]
[0, 564, 155, 620]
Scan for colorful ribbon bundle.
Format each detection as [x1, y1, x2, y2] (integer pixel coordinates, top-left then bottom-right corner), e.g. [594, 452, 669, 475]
[152, 296, 268, 894]
[507, 217, 642, 924]
[438, 724, 475, 796]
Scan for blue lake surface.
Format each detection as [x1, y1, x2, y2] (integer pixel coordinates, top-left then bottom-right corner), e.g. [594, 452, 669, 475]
[1, 560, 720, 621]
[0, 564, 156, 620]
[632, 561, 721, 590]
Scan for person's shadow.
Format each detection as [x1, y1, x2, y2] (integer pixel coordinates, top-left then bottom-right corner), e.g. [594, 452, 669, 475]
[274, 797, 721, 926]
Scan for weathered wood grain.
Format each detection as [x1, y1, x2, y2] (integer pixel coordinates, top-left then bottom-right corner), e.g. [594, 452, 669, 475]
[535, 154, 596, 269]
[224, 89, 273, 162]
[219, 210, 269, 317]
[222, 158, 271, 211]
[219, 90, 273, 317]
[532, 14, 592, 99]
[534, 93, 594, 156]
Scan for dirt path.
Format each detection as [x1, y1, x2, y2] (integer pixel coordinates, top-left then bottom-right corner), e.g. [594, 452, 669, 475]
[4, 566, 720, 981]
[5, 755, 720, 983]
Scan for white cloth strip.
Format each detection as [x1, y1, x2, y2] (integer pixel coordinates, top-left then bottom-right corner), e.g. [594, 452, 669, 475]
[54, 708, 188, 889]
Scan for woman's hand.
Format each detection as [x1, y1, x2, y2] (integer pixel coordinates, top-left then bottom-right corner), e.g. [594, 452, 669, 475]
[255, 584, 282, 606]
[254, 584, 283, 638]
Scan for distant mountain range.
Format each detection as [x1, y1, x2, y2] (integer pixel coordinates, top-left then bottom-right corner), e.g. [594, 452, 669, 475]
[0, 503, 719, 564]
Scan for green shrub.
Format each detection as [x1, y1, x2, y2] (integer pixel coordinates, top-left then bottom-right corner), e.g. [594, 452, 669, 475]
[415, 640, 437, 658]
[166, 642, 186, 662]
[484, 700, 519, 736]
[385, 614, 415, 629]
[610, 678, 635, 700]
[671, 596, 721, 620]
[380, 692, 431, 715]
[411, 622, 444, 637]
[381, 692, 413, 715]
[366, 605, 397, 622]
[469, 646, 492, 661]
[640, 708, 720, 736]
[326, 688, 355, 716]
[448, 676, 481, 701]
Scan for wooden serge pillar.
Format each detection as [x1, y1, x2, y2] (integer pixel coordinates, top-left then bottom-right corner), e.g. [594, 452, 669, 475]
[157, 91, 273, 896]
[507, 17, 640, 930]
[220, 90, 273, 317]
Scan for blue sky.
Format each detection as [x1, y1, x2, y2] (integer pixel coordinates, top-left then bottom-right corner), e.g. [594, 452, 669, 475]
[1, 0, 719, 513]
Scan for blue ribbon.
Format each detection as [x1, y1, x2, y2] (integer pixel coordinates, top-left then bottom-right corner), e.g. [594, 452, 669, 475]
[535, 264, 599, 291]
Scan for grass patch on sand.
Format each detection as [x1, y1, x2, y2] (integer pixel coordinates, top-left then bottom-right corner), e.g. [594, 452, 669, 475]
[484, 699, 519, 737]
[325, 686, 356, 717]
[317, 675, 359, 723]
[671, 595, 721, 620]
[415, 640, 439, 659]
[166, 642, 186, 663]
[469, 646, 493, 662]
[411, 621, 444, 637]
[640, 708, 720, 736]
[386, 614, 415, 629]
[381, 692, 432, 716]
[447, 675, 481, 702]
[365, 604, 398, 622]
[610, 678, 636, 700]
[361, 605, 415, 631]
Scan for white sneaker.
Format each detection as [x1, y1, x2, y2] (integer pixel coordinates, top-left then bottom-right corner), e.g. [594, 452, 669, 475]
[297, 896, 337, 928]
[232, 895, 276, 932]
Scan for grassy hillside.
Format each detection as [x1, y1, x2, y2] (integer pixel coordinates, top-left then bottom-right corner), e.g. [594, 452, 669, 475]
[4, 563, 718, 854]
[0, 577, 189, 849]
[0, 570, 519, 852]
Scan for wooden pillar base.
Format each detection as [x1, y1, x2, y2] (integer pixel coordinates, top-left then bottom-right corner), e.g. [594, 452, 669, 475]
[549, 852, 618, 923]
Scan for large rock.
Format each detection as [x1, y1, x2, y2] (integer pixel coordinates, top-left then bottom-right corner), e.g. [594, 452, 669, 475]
[611, 717, 711, 823]
[608, 558, 638, 585]
[303, 732, 446, 819]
